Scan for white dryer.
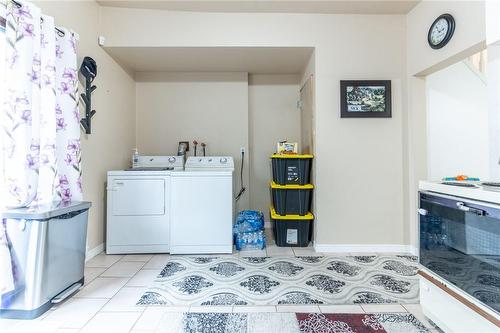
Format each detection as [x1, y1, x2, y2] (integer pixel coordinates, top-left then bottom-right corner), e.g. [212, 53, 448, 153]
[106, 156, 183, 254]
[170, 156, 234, 254]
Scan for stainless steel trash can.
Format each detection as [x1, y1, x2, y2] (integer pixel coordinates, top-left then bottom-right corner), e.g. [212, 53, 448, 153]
[0, 201, 91, 319]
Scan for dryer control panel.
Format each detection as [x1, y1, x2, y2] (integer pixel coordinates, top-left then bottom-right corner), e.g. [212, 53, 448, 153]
[134, 155, 184, 170]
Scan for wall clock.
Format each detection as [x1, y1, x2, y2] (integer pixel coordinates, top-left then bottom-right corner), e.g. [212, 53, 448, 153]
[428, 14, 455, 49]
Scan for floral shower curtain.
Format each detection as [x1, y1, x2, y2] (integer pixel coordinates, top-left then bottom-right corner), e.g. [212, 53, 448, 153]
[0, 0, 81, 296]
[0, 0, 81, 209]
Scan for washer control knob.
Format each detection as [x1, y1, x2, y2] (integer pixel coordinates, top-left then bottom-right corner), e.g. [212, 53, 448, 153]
[220, 157, 228, 164]
[198, 158, 202, 162]
[168, 157, 176, 163]
[208, 158, 213, 162]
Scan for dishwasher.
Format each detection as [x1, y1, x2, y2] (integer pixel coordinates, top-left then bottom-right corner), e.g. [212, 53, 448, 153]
[418, 191, 500, 331]
[0, 201, 91, 319]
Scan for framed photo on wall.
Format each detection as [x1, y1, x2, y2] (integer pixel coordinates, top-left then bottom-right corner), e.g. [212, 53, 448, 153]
[340, 80, 392, 118]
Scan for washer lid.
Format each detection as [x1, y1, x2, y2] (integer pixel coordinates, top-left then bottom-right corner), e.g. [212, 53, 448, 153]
[125, 167, 173, 171]
[1, 201, 92, 220]
[108, 169, 172, 176]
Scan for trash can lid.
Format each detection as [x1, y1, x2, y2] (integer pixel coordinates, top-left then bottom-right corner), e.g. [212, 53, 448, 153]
[0, 201, 92, 220]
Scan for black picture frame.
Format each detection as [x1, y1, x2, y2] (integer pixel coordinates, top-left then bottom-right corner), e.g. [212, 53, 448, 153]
[340, 80, 392, 118]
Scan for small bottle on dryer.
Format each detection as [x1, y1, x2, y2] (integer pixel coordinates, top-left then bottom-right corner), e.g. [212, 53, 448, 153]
[132, 148, 139, 168]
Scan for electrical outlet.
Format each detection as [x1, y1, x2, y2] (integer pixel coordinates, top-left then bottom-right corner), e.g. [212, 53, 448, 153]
[240, 147, 245, 154]
[98, 35, 106, 46]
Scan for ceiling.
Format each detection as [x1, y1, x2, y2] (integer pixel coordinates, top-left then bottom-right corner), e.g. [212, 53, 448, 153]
[104, 47, 314, 74]
[97, 0, 419, 15]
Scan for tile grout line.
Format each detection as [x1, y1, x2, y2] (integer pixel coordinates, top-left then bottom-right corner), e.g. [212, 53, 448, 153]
[72, 297, 109, 331]
[127, 307, 147, 333]
[401, 303, 438, 331]
[401, 303, 422, 312]
[100, 258, 148, 278]
[100, 258, 147, 306]
[48, 296, 111, 330]
[131, 306, 150, 332]
[318, 305, 366, 314]
[80, 257, 150, 332]
[360, 303, 409, 313]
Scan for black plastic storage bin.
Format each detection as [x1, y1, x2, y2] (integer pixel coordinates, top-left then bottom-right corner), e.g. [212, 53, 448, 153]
[270, 207, 313, 247]
[270, 182, 313, 216]
[271, 154, 313, 185]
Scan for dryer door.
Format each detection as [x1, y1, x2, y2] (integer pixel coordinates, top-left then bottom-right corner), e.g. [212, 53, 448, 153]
[106, 176, 170, 253]
[111, 178, 165, 216]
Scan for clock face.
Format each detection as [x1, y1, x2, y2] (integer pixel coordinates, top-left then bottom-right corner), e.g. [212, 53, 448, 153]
[428, 14, 455, 49]
[430, 18, 449, 45]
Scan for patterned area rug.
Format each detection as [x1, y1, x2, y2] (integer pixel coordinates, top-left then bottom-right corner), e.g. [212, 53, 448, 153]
[137, 255, 420, 306]
[154, 312, 430, 333]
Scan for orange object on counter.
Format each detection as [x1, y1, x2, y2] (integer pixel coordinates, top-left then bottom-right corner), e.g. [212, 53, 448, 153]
[456, 175, 468, 181]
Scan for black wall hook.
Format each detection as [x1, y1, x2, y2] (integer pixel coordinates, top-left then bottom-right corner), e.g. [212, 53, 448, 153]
[80, 77, 96, 134]
[79, 57, 97, 134]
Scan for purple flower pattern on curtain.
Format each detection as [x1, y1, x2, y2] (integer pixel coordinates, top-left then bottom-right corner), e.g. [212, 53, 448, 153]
[54, 25, 81, 204]
[0, 0, 81, 208]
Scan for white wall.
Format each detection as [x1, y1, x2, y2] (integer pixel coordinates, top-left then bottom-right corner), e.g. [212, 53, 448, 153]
[100, 8, 407, 247]
[23, 1, 494, 252]
[300, 52, 317, 240]
[36, 1, 136, 252]
[486, 0, 500, 45]
[135, 72, 250, 210]
[426, 61, 489, 180]
[135, 72, 302, 216]
[248, 74, 301, 216]
[300, 77, 314, 156]
[488, 45, 500, 180]
[300, 50, 315, 156]
[407, 1, 486, 76]
[406, 0, 487, 249]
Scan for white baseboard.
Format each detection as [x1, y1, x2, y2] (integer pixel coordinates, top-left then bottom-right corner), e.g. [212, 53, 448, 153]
[86, 243, 104, 262]
[265, 224, 418, 255]
[314, 243, 417, 255]
[86, 241, 417, 257]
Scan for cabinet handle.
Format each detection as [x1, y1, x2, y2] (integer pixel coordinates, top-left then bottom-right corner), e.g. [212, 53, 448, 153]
[418, 208, 428, 216]
[456, 202, 485, 216]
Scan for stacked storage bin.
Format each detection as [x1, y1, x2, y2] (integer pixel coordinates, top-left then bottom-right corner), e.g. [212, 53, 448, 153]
[270, 154, 314, 247]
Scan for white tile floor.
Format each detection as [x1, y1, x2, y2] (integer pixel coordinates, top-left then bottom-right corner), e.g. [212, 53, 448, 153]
[0, 244, 440, 333]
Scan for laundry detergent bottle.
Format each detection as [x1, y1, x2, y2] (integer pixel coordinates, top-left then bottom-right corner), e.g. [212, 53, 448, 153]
[132, 148, 139, 168]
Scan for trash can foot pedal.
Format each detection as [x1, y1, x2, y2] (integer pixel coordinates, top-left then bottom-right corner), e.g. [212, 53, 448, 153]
[51, 281, 83, 304]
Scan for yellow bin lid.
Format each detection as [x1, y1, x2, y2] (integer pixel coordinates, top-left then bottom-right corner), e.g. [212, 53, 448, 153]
[270, 181, 314, 189]
[270, 206, 314, 220]
[271, 154, 314, 159]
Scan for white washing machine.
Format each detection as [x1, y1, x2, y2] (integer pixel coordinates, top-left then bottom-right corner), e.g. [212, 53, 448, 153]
[170, 156, 234, 254]
[106, 156, 183, 254]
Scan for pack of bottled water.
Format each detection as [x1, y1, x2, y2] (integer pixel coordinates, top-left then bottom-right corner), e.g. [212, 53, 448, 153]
[235, 229, 266, 251]
[233, 210, 266, 250]
[234, 210, 264, 233]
